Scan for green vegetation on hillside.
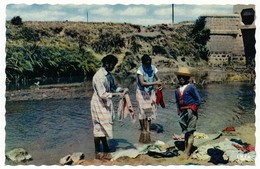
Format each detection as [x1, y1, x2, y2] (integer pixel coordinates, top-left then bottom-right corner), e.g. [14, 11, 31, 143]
[6, 16, 210, 83]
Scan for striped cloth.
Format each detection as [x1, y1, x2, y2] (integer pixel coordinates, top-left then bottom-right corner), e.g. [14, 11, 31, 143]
[136, 89, 157, 120]
[117, 93, 136, 123]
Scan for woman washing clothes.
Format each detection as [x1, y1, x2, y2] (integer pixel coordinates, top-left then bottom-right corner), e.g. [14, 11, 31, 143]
[90, 54, 128, 160]
[136, 54, 161, 143]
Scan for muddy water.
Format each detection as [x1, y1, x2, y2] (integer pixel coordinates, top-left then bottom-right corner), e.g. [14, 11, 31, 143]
[5, 82, 255, 165]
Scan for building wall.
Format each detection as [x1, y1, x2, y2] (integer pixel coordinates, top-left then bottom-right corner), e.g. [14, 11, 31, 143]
[204, 4, 255, 67]
[204, 15, 246, 67]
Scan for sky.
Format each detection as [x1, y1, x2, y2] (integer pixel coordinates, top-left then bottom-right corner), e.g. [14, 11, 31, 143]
[4, 3, 235, 26]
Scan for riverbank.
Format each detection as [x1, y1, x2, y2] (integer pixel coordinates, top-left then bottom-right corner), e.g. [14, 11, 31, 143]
[5, 82, 91, 101]
[73, 123, 256, 166]
[5, 69, 254, 102]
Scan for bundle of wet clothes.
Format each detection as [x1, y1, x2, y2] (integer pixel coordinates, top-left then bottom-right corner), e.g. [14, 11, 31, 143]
[144, 142, 179, 158]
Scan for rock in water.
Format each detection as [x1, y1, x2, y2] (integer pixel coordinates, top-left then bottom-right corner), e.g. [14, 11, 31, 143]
[71, 152, 84, 163]
[59, 154, 73, 165]
[59, 152, 85, 165]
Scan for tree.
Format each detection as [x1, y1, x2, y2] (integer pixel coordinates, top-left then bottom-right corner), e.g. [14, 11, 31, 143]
[190, 16, 210, 61]
[11, 16, 23, 25]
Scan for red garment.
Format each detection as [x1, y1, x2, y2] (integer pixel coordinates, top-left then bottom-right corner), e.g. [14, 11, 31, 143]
[177, 84, 197, 112]
[222, 127, 236, 132]
[156, 84, 165, 108]
[180, 104, 197, 112]
[232, 143, 255, 153]
[244, 144, 255, 152]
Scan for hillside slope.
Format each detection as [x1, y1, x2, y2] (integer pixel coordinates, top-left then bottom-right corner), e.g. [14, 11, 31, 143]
[6, 20, 252, 86]
[6, 21, 204, 82]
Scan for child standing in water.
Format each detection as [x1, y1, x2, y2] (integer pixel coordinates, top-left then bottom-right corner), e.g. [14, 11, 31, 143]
[174, 67, 201, 159]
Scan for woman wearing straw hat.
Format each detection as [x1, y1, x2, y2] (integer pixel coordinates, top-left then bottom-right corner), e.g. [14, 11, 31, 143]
[174, 66, 201, 159]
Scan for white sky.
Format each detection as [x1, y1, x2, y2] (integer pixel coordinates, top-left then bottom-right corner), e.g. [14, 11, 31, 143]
[5, 3, 234, 26]
[0, 0, 259, 169]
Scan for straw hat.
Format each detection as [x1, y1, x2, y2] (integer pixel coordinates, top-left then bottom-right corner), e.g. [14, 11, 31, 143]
[174, 67, 192, 76]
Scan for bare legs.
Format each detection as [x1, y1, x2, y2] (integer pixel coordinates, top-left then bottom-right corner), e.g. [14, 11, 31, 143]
[181, 132, 194, 159]
[146, 119, 151, 132]
[94, 137, 110, 160]
[139, 118, 151, 133]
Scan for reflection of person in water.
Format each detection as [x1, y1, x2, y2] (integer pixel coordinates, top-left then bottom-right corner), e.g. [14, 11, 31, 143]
[139, 131, 151, 144]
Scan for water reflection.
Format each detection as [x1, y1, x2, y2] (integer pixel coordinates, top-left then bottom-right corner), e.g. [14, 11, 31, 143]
[139, 132, 151, 144]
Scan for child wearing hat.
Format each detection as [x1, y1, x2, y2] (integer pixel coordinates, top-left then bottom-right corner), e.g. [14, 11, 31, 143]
[174, 67, 201, 159]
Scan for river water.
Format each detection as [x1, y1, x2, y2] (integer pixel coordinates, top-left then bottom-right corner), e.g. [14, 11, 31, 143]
[5, 82, 255, 165]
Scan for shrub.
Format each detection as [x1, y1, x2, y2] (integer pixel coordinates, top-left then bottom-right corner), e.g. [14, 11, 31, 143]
[11, 16, 23, 26]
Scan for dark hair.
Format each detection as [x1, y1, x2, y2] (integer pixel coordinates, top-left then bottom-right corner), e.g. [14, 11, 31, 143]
[141, 54, 151, 64]
[101, 54, 118, 65]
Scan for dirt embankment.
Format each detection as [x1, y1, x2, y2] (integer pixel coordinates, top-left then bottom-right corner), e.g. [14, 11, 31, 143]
[5, 68, 253, 102]
[5, 83, 92, 101]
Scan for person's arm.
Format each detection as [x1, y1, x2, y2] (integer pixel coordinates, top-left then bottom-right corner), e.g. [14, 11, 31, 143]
[106, 73, 128, 97]
[94, 77, 113, 99]
[113, 87, 129, 98]
[137, 73, 161, 87]
[191, 85, 202, 107]
[155, 73, 162, 90]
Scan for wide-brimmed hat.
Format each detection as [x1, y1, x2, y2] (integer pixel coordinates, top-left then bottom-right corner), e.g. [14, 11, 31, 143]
[174, 67, 192, 77]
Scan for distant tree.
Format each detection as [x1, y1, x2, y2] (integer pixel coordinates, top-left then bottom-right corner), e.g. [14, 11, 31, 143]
[190, 16, 210, 61]
[11, 16, 23, 25]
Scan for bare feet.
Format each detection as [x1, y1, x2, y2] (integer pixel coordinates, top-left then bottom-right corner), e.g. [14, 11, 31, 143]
[95, 152, 102, 160]
[178, 151, 190, 160]
[102, 152, 112, 161]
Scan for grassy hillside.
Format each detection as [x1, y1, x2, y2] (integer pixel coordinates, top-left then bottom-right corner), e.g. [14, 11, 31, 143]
[6, 20, 206, 84]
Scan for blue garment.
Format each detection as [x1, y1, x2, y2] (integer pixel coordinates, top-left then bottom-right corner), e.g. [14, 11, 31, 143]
[175, 84, 201, 110]
[137, 65, 157, 92]
[106, 70, 117, 92]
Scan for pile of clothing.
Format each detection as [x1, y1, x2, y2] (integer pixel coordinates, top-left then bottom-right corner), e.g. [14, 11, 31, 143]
[110, 140, 179, 161]
[191, 138, 256, 164]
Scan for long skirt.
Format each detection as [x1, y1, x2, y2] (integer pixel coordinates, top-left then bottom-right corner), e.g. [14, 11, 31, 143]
[136, 89, 157, 120]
